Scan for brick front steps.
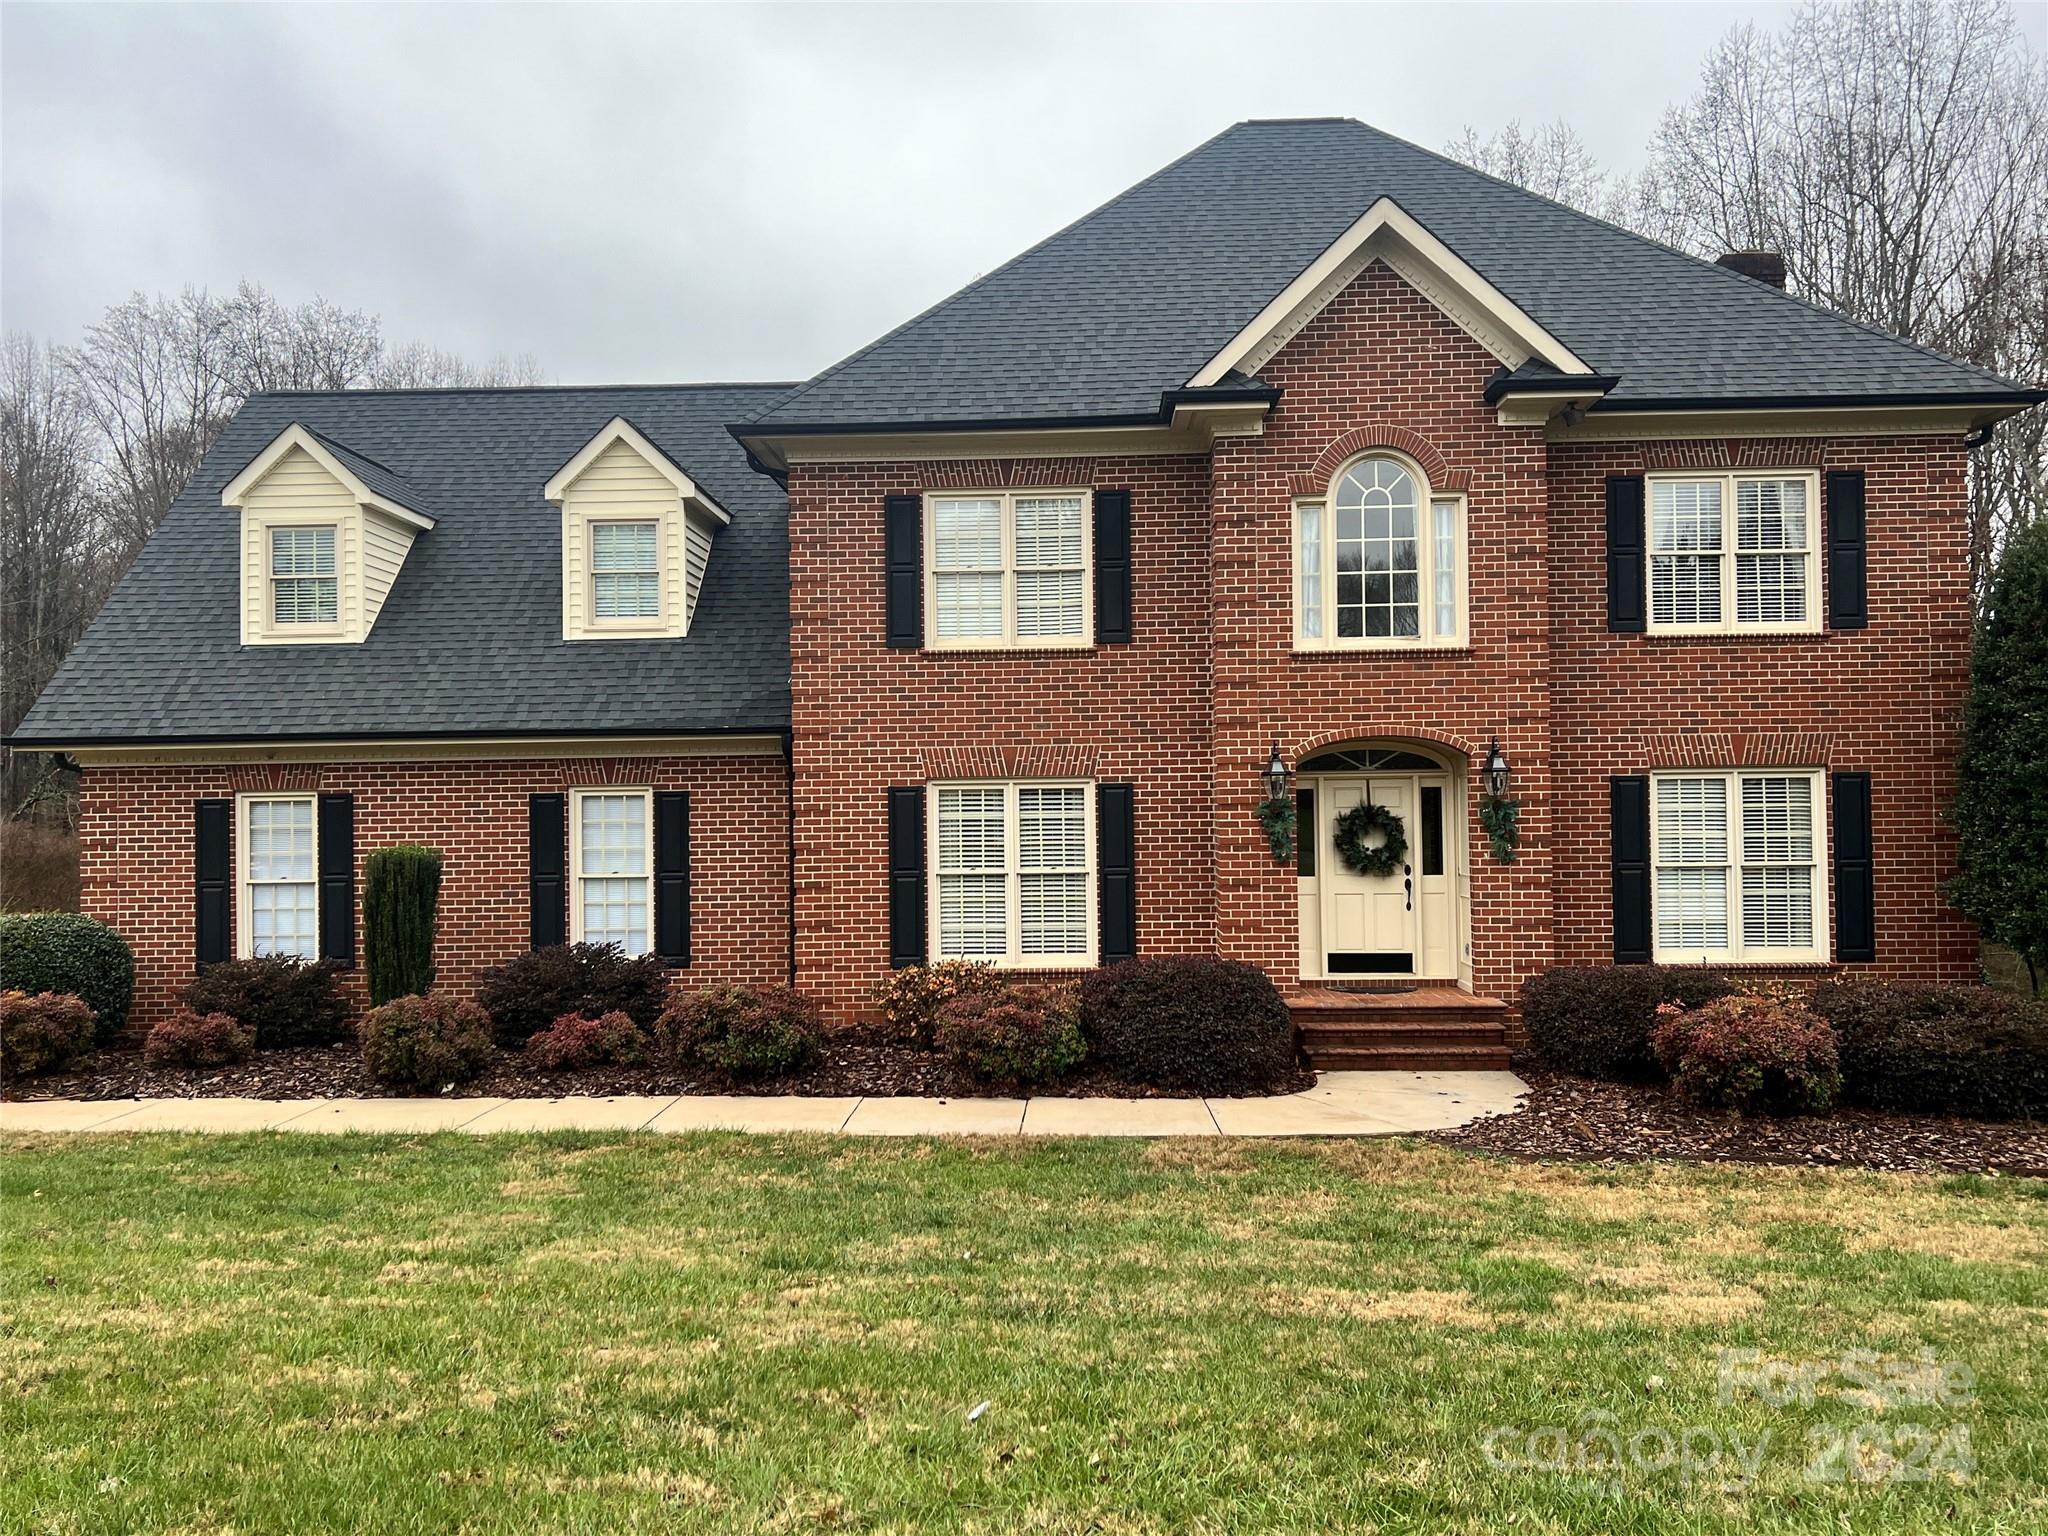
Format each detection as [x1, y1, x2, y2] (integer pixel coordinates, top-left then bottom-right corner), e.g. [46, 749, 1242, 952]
[1291, 985, 1513, 1072]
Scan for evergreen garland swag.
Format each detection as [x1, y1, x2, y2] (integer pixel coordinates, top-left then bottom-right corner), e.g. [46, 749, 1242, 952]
[1331, 801, 1407, 878]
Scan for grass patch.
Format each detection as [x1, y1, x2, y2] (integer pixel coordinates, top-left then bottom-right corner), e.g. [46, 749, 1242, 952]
[4, 1133, 2045, 1532]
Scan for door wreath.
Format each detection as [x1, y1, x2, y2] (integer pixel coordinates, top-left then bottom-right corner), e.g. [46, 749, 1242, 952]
[1331, 800, 1408, 878]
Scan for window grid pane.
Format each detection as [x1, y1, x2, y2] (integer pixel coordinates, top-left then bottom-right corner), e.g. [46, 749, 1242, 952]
[246, 798, 317, 959]
[592, 522, 661, 620]
[932, 497, 1006, 640]
[270, 527, 339, 627]
[1297, 504, 1323, 639]
[1333, 459, 1420, 639]
[934, 783, 1090, 962]
[1739, 775, 1816, 950]
[576, 793, 650, 954]
[1654, 777, 1730, 953]
[1431, 497, 1458, 638]
[1650, 480, 1724, 626]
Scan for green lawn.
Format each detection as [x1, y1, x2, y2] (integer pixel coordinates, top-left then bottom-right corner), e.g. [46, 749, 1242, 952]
[4, 1133, 2045, 1534]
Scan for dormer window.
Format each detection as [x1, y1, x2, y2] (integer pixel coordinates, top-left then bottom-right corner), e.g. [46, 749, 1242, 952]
[591, 521, 662, 621]
[270, 526, 339, 627]
[545, 417, 729, 642]
[224, 423, 435, 647]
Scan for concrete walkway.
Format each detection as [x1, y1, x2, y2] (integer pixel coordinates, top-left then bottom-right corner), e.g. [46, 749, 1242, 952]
[0, 1070, 1525, 1139]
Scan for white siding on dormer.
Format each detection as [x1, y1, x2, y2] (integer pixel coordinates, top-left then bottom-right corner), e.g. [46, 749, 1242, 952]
[560, 438, 690, 641]
[684, 509, 716, 627]
[237, 444, 419, 645]
[360, 508, 417, 629]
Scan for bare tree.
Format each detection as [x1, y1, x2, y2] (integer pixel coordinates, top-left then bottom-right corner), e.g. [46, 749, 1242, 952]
[374, 343, 547, 389]
[1, 334, 110, 820]
[1639, 0, 2048, 584]
[215, 280, 384, 396]
[1445, 119, 1631, 224]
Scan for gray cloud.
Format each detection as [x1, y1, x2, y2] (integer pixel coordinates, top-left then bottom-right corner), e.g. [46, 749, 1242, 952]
[7, 1, 1947, 386]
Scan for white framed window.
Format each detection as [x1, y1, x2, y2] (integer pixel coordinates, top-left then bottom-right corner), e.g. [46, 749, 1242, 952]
[269, 526, 339, 627]
[1650, 770, 1829, 963]
[570, 788, 652, 956]
[1647, 472, 1821, 634]
[930, 781, 1095, 967]
[237, 794, 318, 959]
[1296, 454, 1465, 647]
[590, 520, 661, 621]
[926, 491, 1091, 648]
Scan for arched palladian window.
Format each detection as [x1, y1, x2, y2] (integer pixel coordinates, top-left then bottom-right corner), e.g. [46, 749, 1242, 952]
[1295, 454, 1466, 646]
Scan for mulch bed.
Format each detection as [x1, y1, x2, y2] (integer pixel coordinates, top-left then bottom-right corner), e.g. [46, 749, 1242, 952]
[1429, 1065, 2048, 1177]
[7, 1030, 1315, 1104]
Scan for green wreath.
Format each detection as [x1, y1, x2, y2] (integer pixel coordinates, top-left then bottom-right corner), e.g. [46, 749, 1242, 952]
[1332, 801, 1408, 878]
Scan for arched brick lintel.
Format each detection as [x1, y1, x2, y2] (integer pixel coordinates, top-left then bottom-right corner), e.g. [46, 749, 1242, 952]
[1287, 426, 1469, 498]
[1288, 725, 1479, 765]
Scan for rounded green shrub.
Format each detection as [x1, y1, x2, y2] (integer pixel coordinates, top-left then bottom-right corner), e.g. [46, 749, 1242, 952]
[1521, 966, 1736, 1081]
[359, 994, 494, 1091]
[1077, 956, 1295, 1095]
[934, 985, 1085, 1085]
[182, 956, 349, 1048]
[0, 911, 134, 1045]
[476, 943, 668, 1046]
[143, 1008, 256, 1071]
[658, 985, 820, 1079]
[0, 989, 96, 1079]
[1814, 980, 2047, 1120]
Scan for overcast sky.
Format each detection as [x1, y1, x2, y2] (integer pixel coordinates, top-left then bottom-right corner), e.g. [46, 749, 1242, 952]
[5, 2, 2041, 387]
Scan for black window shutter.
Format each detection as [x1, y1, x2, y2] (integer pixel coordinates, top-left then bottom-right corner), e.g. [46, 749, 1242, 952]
[1606, 476, 1646, 633]
[528, 793, 566, 949]
[1093, 489, 1132, 645]
[655, 791, 692, 967]
[884, 494, 922, 649]
[317, 793, 355, 967]
[194, 799, 231, 969]
[1610, 776, 1652, 963]
[1295, 787, 1316, 877]
[887, 786, 926, 967]
[1098, 783, 1137, 963]
[1833, 771, 1875, 961]
[1826, 470, 1868, 630]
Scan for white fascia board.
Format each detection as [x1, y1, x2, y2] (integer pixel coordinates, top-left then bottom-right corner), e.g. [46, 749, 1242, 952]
[1187, 196, 1592, 388]
[220, 422, 436, 529]
[544, 415, 731, 524]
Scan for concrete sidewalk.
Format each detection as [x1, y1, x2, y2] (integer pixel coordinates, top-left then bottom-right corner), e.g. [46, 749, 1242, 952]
[0, 1070, 1525, 1138]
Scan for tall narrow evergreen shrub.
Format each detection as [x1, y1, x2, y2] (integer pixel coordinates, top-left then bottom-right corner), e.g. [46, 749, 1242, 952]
[1945, 520, 2048, 992]
[362, 844, 443, 1005]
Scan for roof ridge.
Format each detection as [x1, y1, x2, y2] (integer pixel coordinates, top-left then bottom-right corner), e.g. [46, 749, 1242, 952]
[251, 381, 803, 400]
[299, 423, 407, 479]
[1342, 118, 2019, 391]
[751, 123, 1250, 423]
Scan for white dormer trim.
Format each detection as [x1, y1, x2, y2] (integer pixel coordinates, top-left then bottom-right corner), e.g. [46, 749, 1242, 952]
[544, 417, 730, 525]
[1186, 196, 1593, 388]
[550, 418, 729, 642]
[224, 425, 429, 647]
[222, 424, 435, 530]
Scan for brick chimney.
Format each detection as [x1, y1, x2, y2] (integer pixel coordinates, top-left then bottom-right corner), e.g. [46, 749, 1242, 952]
[1715, 250, 1787, 289]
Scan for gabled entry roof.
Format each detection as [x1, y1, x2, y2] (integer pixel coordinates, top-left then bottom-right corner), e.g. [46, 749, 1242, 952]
[743, 117, 2039, 433]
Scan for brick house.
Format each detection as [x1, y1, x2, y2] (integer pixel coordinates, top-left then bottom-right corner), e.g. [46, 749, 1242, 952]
[15, 119, 2042, 1065]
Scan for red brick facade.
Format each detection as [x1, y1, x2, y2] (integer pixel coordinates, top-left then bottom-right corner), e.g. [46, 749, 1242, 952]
[784, 262, 1978, 1019]
[81, 754, 790, 1029]
[78, 265, 1980, 1029]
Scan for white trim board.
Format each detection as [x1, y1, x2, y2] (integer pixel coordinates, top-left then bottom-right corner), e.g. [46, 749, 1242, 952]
[1187, 197, 1593, 388]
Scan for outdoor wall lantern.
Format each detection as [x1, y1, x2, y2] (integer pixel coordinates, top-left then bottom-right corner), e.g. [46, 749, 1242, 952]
[1483, 738, 1511, 801]
[1479, 736, 1521, 865]
[1264, 743, 1290, 805]
[1257, 743, 1295, 866]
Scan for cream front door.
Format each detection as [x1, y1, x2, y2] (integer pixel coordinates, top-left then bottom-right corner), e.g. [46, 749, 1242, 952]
[1321, 776, 1416, 973]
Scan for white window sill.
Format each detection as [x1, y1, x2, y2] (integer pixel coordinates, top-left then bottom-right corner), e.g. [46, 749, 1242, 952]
[1641, 626, 1825, 641]
[1652, 952, 1831, 968]
[937, 953, 1098, 970]
[1293, 640, 1470, 655]
[920, 641, 1095, 656]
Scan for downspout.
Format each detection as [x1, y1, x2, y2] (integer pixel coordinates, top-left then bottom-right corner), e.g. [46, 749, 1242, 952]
[1964, 424, 1994, 450]
[784, 728, 797, 989]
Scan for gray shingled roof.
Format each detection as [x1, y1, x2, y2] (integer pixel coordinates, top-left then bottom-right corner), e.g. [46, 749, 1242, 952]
[748, 117, 2037, 430]
[301, 426, 436, 522]
[13, 385, 794, 745]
